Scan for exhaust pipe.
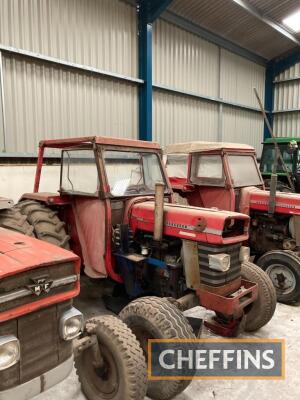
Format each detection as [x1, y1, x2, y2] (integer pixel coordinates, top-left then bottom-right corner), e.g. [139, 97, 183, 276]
[153, 182, 165, 242]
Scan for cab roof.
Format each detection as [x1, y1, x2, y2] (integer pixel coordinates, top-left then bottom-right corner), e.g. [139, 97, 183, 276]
[39, 136, 161, 150]
[263, 137, 299, 144]
[165, 141, 255, 154]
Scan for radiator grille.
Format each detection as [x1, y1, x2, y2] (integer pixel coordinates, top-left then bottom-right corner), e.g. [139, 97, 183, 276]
[0, 301, 73, 390]
[0, 262, 77, 313]
[198, 243, 241, 286]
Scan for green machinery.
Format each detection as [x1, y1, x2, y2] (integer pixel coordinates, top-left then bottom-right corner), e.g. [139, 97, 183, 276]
[260, 137, 300, 192]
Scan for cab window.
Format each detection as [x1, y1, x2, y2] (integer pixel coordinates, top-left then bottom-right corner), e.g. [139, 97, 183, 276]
[190, 154, 225, 186]
[61, 149, 99, 195]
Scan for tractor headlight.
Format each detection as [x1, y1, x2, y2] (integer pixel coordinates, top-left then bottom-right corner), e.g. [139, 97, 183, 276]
[208, 253, 230, 272]
[239, 246, 250, 263]
[60, 307, 84, 341]
[0, 336, 20, 371]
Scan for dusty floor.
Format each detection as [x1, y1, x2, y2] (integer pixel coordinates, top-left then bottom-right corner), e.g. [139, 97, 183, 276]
[36, 284, 300, 400]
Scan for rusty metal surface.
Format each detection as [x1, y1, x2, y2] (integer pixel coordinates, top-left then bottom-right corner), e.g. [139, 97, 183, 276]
[0, 227, 80, 322]
[197, 279, 258, 318]
[198, 276, 242, 296]
[293, 215, 300, 247]
[182, 240, 201, 290]
[153, 183, 165, 242]
[39, 136, 161, 150]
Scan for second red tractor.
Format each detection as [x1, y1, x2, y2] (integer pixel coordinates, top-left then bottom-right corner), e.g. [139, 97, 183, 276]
[165, 141, 300, 304]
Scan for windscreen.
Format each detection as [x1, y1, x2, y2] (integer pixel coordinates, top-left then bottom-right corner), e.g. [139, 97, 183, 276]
[190, 154, 225, 186]
[104, 151, 166, 196]
[61, 149, 99, 195]
[165, 154, 188, 178]
[227, 155, 262, 187]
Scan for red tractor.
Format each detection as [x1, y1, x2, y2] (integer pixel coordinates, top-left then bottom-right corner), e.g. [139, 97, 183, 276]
[0, 208, 82, 400]
[16, 136, 275, 400]
[0, 198, 147, 400]
[165, 141, 300, 304]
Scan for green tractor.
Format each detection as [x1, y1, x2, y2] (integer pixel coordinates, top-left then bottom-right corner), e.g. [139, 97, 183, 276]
[260, 137, 300, 192]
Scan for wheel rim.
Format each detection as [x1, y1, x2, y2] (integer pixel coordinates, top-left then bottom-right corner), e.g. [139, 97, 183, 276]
[266, 263, 296, 295]
[83, 341, 119, 398]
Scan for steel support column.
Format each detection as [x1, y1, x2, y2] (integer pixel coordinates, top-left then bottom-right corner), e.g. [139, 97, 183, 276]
[264, 62, 274, 139]
[138, 0, 173, 141]
[138, 2, 152, 141]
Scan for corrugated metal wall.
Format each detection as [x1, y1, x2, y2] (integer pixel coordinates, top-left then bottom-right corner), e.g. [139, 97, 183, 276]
[0, 0, 267, 155]
[274, 64, 300, 137]
[223, 107, 264, 152]
[3, 54, 138, 153]
[0, 0, 138, 154]
[0, 0, 137, 77]
[153, 90, 219, 146]
[153, 20, 265, 153]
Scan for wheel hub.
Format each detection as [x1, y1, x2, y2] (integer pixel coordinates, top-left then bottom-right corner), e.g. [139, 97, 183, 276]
[84, 341, 119, 398]
[266, 264, 296, 294]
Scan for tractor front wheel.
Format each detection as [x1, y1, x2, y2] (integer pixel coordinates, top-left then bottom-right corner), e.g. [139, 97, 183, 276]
[16, 200, 70, 249]
[257, 250, 300, 304]
[75, 315, 147, 400]
[241, 261, 277, 331]
[120, 296, 195, 400]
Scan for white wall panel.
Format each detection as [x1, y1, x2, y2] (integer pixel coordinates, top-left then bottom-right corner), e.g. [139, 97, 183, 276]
[153, 20, 219, 97]
[274, 114, 300, 138]
[3, 55, 138, 154]
[153, 90, 219, 147]
[0, 0, 137, 78]
[274, 81, 300, 111]
[220, 49, 265, 108]
[223, 106, 264, 155]
[0, 164, 60, 202]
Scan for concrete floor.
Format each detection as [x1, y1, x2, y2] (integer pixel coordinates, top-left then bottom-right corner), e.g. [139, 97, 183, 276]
[36, 285, 300, 400]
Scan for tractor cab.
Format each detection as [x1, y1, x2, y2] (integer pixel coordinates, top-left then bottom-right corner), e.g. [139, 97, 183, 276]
[165, 141, 264, 213]
[22, 136, 172, 281]
[260, 137, 300, 192]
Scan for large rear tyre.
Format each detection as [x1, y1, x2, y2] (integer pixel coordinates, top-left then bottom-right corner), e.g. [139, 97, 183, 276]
[120, 296, 195, 400]
[17, 200, 70, 249]
[0, 208, 34, 236]
[75, 315, 147, 400]
[241, 261, 276, 331]
[257, 250, 300, 304]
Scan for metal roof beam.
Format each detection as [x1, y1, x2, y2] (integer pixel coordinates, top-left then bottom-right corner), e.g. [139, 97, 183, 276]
[232, 0, 300, 46]
[148, 0, 174, 23]
[271, 49, 300, 77]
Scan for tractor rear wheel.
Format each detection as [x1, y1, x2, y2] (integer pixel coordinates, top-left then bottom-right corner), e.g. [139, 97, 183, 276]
[257, 250, 300, 304]
[0, 208, 34, 236]
[75, 315, 147, 400]
[120, 296, 195, 400]
[241, 261, 277, 331]
[16, 200, 70, 249]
